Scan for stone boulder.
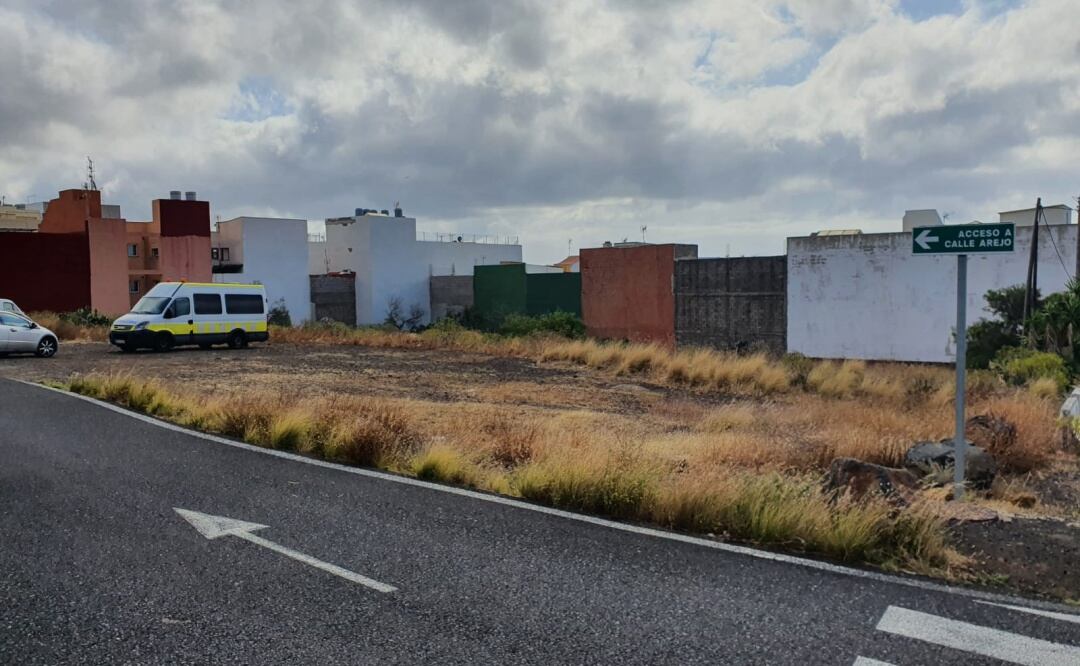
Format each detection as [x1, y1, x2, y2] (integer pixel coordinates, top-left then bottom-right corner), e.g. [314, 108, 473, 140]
[827, 457, 921, 505]
[966, 413, 1017, 453]
[904, 440, 997, 490]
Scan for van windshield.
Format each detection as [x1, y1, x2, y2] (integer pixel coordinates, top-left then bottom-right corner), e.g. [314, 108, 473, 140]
[130, 296, 171, 315]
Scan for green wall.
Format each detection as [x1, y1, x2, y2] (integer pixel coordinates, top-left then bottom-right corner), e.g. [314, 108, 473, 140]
[473, 264, 527, 322]
[472, 264, 582, 324]
[526, 272, 581, 316]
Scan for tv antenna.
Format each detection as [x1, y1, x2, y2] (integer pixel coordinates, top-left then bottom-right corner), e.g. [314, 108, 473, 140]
[84, 157, 98, 191]
[641, 225, 647, 243]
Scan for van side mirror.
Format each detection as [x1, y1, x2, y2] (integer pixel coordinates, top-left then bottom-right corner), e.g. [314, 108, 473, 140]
[163, 308, 174, 320]
[29, 322, 38, 329]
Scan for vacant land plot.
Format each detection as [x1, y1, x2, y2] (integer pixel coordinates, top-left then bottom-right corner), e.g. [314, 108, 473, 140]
[4, 340, 1078, 600]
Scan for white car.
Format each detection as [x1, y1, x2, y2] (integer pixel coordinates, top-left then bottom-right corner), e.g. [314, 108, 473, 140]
[0, 312, 58, 357]
[0, 298, 26, 317]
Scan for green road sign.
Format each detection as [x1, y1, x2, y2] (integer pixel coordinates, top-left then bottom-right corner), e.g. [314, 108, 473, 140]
[912, 223, 1015, 254]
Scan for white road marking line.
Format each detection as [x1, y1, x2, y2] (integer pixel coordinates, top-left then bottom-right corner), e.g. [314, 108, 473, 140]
[174, 508, 396, 593]
[976, 600, 1080, 625]
[876, 605, 1080, 666]
[19, 381, 1077, 614]
[853, 658, 896, 666]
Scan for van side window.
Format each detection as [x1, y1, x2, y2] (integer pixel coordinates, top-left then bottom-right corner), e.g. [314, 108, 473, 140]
[193, 294, 223, 315]
[171, 297, 191, 317]
[225, 294, 264, 314]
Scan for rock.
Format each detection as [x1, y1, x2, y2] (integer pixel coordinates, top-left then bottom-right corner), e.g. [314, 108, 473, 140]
[904, 440, 997, 490]
[965, 414, 1017, 452]
[827, 457, 920, 505]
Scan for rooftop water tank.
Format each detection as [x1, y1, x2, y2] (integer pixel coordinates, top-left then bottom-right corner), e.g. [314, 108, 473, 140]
[185, 191, 197, 201]
[169, 191, 181, 200]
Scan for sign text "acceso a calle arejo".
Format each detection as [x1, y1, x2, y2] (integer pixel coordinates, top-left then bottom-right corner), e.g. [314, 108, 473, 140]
[912, 222, 1015, 255]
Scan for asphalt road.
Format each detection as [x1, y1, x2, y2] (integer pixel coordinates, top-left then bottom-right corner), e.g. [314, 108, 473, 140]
[1, 378, 1079, 665]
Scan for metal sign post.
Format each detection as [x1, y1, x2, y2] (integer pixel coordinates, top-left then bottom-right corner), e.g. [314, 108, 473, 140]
[954, 255, 967, 500]
[912, 223, 1014, 500]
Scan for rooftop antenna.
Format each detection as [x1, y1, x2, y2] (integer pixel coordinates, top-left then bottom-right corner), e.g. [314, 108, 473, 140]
[641, 225, 647, 243]
[568, 238, 572, 256]
[84, 157, 98, 191]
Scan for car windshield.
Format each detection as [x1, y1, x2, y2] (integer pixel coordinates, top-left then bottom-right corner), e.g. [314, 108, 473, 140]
[130, 296, 171, 315]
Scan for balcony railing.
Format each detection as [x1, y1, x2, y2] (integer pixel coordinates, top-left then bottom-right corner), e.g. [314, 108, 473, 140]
[417, 232, 519, 245]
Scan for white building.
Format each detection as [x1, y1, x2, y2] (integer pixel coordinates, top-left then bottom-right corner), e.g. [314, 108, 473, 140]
[999, 204, 1073, 227]
[211, 217, 312, 324]
[321, 212, 522, 325]
[787, 210, 1077, 363]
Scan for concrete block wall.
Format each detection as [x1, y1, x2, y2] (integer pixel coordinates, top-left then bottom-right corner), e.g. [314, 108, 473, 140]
[430, 275, 474, 321]
[310, 274, 356, 325]
[675, 256, 786, 354]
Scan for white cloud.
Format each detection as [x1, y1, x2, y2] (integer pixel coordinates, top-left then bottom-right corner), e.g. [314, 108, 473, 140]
[0, 0, 1077, 263]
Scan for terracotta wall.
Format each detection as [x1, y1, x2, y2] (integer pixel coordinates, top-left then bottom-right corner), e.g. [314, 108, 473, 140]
[87, 219, 132, 315]
[153, 198, 211, 282]
[38, 189, 102, 234]
[580, 244, 698, 346]
[0, 232, 92, 311]
[159, 235, 211, 282]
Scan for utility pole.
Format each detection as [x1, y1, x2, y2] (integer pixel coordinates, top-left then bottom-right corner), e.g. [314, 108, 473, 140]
[1022, 198, 1042, 326]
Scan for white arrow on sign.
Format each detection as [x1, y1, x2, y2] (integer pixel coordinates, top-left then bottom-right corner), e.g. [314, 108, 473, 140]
[175, 508, 396, 593]
[914, 228, 939, 250]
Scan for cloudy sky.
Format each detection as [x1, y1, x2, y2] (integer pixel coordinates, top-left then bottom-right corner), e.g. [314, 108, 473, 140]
[1, 0, 1077, 262]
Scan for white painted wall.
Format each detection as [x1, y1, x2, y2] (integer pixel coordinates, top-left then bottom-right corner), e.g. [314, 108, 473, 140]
[308, 241, 329, 275]
[787, 224, 1078, 362]
[213, 217, 312, 324]
[325, 214, 522, 325]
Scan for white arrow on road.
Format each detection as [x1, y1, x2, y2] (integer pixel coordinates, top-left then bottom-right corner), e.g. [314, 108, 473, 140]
[175, 508, 396, 593]
[914, 228, 939, 250]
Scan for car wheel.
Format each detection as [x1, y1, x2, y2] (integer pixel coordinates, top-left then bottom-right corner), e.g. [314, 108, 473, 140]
[153, 333, 174, 353]
[227, 331, 247, 349]
[35, 336, 58, 358]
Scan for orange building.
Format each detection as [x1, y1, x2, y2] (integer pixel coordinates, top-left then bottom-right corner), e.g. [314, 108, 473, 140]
[0, 189, 211, 315]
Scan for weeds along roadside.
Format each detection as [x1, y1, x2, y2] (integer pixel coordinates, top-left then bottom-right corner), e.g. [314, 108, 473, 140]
[54, 372, 966, 574]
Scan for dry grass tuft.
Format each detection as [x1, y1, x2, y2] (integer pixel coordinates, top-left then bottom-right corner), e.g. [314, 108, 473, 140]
[972, 395, 1060, 473]
[63, 368, 1055, 573]
[28, 312, 109, 342]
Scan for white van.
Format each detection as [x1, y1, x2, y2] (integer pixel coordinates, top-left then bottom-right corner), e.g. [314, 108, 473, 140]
[109, 282, 269, 352]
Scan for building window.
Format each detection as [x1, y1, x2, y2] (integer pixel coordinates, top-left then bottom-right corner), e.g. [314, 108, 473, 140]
[221, 247, 231, 262]
[129, 279, 140, 293]
[211, 248, 220, 260]
[151, 247, 159, 258]
[127, 243, 138, 257]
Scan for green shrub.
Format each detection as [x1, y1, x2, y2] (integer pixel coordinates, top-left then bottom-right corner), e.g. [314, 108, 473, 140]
[781, 352, 815, 387]
[990, 346, 1069, 392]
[499, 311, 584, 339]
[966, 320, 1020, 369]
[267, 299, 292, 327]
[60, 307, 111, 327]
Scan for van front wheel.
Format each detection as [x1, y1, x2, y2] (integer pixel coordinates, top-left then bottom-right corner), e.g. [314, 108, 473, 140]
[227, 331, 248, 349]
[153, 333, 174, 353]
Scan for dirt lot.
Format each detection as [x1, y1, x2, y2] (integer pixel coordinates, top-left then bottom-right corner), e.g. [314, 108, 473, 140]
[3, 340, 1079, 601]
